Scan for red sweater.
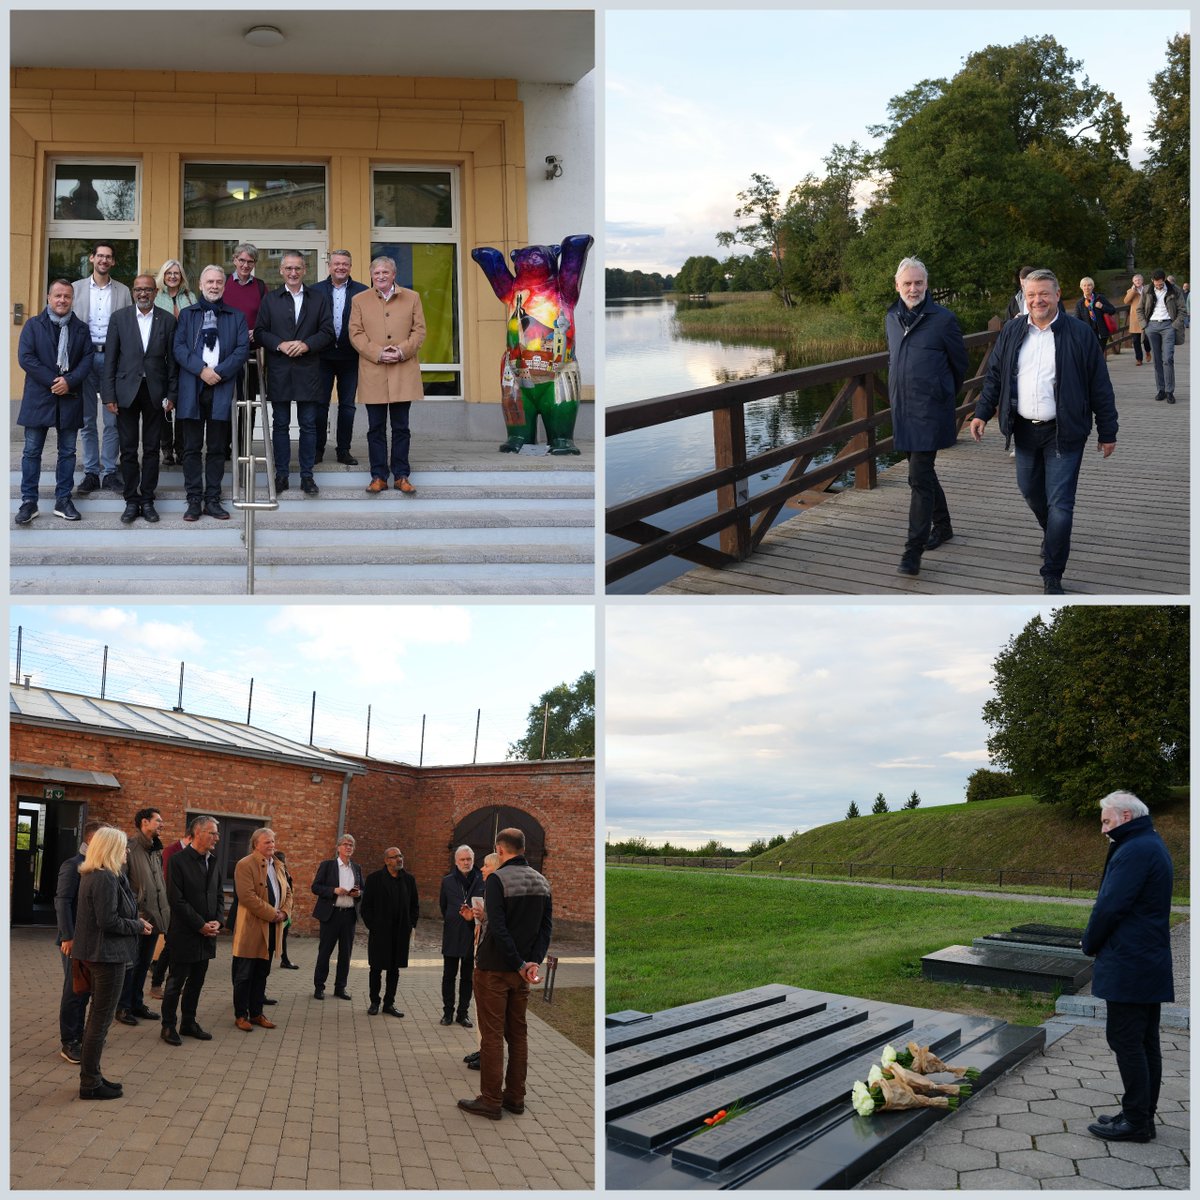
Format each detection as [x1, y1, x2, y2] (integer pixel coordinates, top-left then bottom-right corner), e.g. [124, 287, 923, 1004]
[222, 275, 267, 332]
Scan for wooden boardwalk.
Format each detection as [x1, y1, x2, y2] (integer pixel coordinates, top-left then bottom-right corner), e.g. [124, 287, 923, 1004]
[657, 341, 1188, 596]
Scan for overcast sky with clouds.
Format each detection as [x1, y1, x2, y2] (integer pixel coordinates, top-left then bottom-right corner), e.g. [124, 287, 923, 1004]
[605, 603, 1057, 849]
[606, 10, 1189, 275]
[11, 604, 595, 767]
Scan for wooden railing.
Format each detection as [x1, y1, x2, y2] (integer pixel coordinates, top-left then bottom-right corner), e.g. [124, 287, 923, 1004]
[606, 305, 1134, 586]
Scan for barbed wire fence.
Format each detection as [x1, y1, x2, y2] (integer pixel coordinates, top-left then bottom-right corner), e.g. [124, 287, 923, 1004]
[10, 624, 533, 767]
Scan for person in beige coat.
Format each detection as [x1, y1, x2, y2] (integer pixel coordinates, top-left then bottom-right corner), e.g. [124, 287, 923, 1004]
[231, 828, 292, 1031]
[1123, 274, 1149, 366]
[349, 256, 426, 495]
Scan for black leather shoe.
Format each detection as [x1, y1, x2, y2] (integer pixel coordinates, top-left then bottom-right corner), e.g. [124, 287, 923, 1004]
[100, 1076, 123, 1092]
[183, 501, 202, 522]
[280, 961, 299, 970]
[263, 997, 277, 1005]
[141, 501, 160, 523]
[180, 1021, 211, 1041]
[301, 477, 320, 496]
[275, 475, 290, 493]
[336, 452, 359, 466]
[1088, 1114, 1152, 1142]
[114, 1010, 138, 1026]
[464, 1051, 480, 1064]
[1043, 577, 1065, 595]
[102, 473, 123, 492]
[383, 1005, 404, 1018]
[468, 1058, 480, 1070]
[897, 555, 920, 576]
[440, 1015, 454, 1026]
[80, 1080, 123, 1100]
[333, 990, 352, 1001]
[1155, 391, 1166, 402]
[1097, 1112, 1156, 1139]
[458, 1097, 502, 1120]
[925, 526, 953, 551]
[204, 500, 230, 520]
[314, 989, 325, 1000]
[457, 1015, 474, 1028]
[368, 1002, 380, 1015]
[1167, 393, 1176, 404]
[120, 501, 140, 524]
[161, 1025, 182, 1046]
[130, 1005, 158, 1020]
[76, 472, 101, 496]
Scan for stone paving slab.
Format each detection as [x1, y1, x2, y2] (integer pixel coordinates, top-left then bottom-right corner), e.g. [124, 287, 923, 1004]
[861, 1024, 1189, 1190]
[10, 927, 594, 1190]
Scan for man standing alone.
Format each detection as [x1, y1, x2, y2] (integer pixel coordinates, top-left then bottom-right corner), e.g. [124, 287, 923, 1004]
[885, 257, 968, 577]
[459, 827, 552, 1120]
[1082, 792, 1174, 1144]
[1140, 269, 1183, 404]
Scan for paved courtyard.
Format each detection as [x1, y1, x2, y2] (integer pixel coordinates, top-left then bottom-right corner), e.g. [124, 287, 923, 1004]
[10, 928, 594, 1190]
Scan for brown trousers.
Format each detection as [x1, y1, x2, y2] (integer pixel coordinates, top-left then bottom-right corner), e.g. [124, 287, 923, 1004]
[473, 968, 530, 1107]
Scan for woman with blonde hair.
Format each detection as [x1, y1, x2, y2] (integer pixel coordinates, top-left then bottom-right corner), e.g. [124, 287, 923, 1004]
[1074, 276, 1117, 351]
[154, 260, 196, 463]
[72, 826, 151, 1099]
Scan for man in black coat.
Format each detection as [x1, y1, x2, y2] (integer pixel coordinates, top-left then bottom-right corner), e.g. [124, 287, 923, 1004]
[1082, 792, 1174, 1144]
[101, 274, 178, 524]
[54, 818, 106, 1064]
[311, 833, 364, 1000]
[971, 268, 1118, 595]
[360, 847, 420, 1017]
[160, 816, 223, 1045]
[885, 256, 969, 577]
[439, 845, 484, 1027]
[256, 251, 335, 495]
[312, 250, 370, 465]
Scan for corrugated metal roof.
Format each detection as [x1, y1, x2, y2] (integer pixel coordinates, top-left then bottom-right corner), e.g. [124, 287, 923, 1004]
[10, 685, 366, 774]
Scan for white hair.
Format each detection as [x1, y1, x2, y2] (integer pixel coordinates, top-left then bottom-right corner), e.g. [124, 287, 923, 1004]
[1099, 791, 1149, 820]
[895, 257, 928, 281]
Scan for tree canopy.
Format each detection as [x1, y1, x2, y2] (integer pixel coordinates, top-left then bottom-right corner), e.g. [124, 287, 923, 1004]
[982, 607, 1188, 816]
[506, 670, 595, 760]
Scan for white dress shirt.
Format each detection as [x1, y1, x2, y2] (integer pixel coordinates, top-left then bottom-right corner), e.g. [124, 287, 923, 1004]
[1016, 315, 1058, 421]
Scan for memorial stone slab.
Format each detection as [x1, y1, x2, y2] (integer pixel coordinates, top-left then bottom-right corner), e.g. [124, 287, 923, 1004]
[981, 931, 1086, 951]
[1011, 923, 1087, 940]
[606, 984, 794, 1051]
[976, 935, 1091, 963]
[607, 1010, 653, 1027]
[922, 944, 1092, 993]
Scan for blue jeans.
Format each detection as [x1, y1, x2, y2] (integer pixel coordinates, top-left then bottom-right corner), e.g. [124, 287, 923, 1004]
[366, 402, 412, 480]
[272, 400, 319, 478]
[1145, 321, 1176, 395]
[22, 423, 78, 502]
[318, 358, 359, 458]
[79, 350, 119, 476]
[1013, 418, 1084, 581]
[79, 960, 126, 1089]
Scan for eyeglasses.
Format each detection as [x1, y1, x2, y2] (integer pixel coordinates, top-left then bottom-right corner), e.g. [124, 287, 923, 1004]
[235, 256, 256, 265]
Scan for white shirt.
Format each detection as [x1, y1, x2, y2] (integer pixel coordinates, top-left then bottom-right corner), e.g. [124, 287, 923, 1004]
[1016, 315, 1058, 421]
[1149, 286, 1170, 322]
[88, 279, 114, 345]
[331, 282, 347, 337]
[286, 284, 305, 324]
[266, 859, 280, 906]
[335, 860, 355, 907]
[136, 307, 155, 352]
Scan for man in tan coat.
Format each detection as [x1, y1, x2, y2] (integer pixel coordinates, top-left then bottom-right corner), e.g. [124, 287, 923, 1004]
[1122, 274, 1149, 366]
[231, 828, 292, 1032]
[348, 255, 425, 495]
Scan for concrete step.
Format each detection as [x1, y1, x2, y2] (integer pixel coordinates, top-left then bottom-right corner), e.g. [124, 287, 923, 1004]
[1055, 994, 1190, 1030]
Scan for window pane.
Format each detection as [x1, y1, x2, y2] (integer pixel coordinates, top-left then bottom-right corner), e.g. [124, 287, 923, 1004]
[182, 242, 319, 289]
[371, 241, 460, 391]
[53, 164, 137, 221]
[183, 164, 326, 230]
[46, 238, 139, 291]
[372, 170, 453, 229]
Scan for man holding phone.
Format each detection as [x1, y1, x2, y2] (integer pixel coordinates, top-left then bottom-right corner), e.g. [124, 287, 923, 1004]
[311, 833, 364, 1001]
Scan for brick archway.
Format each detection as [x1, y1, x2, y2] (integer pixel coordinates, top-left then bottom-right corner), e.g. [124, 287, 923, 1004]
[450, 806, 545, 873]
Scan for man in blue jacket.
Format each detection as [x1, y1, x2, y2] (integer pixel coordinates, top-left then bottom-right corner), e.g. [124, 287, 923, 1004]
[312, 250, 370, 465]
[16, 279, 95, 525]
[885, 257, 968, 577]
[970, 269, 1118, 594]
[1081, 792, 1174, 1144]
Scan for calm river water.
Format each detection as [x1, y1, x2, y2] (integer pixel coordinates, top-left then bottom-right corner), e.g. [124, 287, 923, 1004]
[605, 297, 894, 594]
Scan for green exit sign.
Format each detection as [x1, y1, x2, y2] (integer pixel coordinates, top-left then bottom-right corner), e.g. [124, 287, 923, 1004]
[43, 785, 65, 802]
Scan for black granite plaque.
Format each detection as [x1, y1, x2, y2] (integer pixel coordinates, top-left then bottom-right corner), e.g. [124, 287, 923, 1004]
[606, 984, 794, 1052]
[607, 1010, 653, 1027]
[922, 944, 1093, 993]
[1011, 922, 1087, 939]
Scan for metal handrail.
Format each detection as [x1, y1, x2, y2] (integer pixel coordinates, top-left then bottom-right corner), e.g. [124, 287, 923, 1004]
[231, 348, 279, 594]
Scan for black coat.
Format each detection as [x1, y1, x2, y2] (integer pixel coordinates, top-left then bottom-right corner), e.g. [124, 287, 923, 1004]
[256, 285, 335, 405]
[440, 868, 484, 956]
[166, 845, 225, 963]
[16, 310, 94, 430]
[885, 297, 968, 452]
[101, 304, 178, 408]
[1081, 815, 1174, 1003]
[360, 867, 420, 970]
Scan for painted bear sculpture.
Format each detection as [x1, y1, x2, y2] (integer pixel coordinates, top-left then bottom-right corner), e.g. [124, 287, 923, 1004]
[471, 234, 593, 454]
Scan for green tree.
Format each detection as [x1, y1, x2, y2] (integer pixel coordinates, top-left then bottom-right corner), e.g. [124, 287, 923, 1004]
[845, 800, 860, 819]
[982, 607, 1188, 815]
[871, 793, 889, 814]
[766, 833, 787, 850]
[1141, 33, 1189, 271]
[745, 838, 768, 857]
[675, 255, 725, 296]
[507, 670, 595, 760]
[965, 767, 1018, 803]
[717, 173, 793, 307]
[903, 791, 921, 810]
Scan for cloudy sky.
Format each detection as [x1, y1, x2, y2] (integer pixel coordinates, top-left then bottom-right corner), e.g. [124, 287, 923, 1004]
[605, 603, 1057, 848]
[607, 10, 1190, 274]
[10, 604, 595, 766]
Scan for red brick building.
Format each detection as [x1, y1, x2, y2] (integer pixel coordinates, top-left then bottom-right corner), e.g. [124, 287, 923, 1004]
[10, 685, 594, 940]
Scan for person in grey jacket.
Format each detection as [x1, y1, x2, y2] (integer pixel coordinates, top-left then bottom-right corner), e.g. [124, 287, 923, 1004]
[72, 827, 152, 1099]
[54, 818, 106, 1064]
[118, 808, 170, 1023]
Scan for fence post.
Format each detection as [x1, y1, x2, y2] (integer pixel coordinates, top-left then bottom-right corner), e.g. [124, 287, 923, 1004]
[712, 402, 750, 559]
[850, 373, 878, 490]
[999, 870, 1003, 888]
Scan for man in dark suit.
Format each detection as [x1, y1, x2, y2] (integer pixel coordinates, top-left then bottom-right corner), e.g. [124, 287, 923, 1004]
[54, 819, 106, 1064]
[256, 251, 335, 495]
[101, 274, 178, 524]
[361, 846, 420, 1017]
[16, 279, 94, 525]
[311, 833, 363, 1000]
[313, 250, 369, 465]
[174, 266, 249, 521]
[160, 816, 223, 1046]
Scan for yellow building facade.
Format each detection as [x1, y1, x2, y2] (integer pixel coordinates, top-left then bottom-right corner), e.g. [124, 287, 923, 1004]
[10, 67, 538, 410]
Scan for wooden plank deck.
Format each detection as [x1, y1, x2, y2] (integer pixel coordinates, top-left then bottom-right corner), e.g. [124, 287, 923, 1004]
[656, 341, 1189, 596]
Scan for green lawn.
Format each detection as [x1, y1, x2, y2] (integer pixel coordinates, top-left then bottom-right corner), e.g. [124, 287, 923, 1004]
[607, 868, 1136, 1027]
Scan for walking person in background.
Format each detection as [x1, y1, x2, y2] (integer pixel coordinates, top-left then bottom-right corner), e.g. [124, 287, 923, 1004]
[1140, 270, 1183, 404]
[71, 827, 152, 1099]
[1083, 792, 1174, 1144]
[1122, 274, 1150, 366]
[1074, 277, 1117, 352]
